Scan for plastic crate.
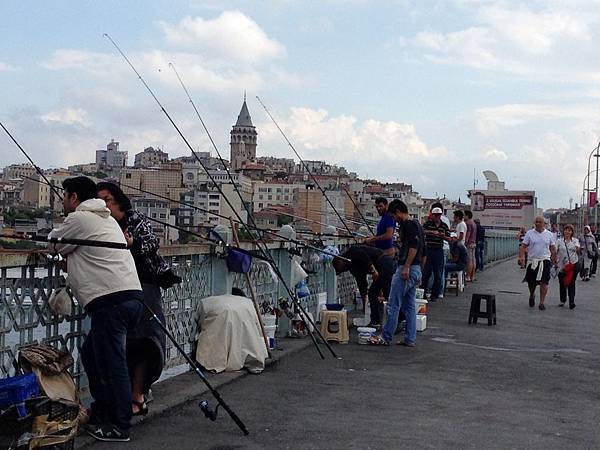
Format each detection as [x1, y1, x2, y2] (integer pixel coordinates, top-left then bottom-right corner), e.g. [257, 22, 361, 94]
[0, 397, 78, 450]
[0, 373, 39, 417]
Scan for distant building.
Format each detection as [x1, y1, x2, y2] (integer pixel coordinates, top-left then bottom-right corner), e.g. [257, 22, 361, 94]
[68, 162, 98, 174]
[132, 197, 172, 245]
[253, 181, 306, 211]
[22, 169, 71, 209]
[119, 164, 185, 208]
[96, 140, 128, 169]
[0, 181, 22, 211]
[230, 98, 257, 171]
[134, 147, 169, 168]
[3, 163, 36, 180]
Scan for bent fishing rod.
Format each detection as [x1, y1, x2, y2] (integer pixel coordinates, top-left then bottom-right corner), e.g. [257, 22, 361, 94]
[104, 36, 336, 361]
[297, 206, 378, 228]
[1, 233, 128, 249]
[166, 62, 338, 359]
[255, 97, 358, 242]
[342, 188, 375, 235]
[0, 122, 63, 199]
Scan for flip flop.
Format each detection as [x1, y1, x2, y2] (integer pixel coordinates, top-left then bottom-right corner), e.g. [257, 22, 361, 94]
[368, 335, 389, 346]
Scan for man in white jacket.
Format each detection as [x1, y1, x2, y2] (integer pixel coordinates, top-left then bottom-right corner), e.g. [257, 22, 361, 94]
[49, 176, 143, 442]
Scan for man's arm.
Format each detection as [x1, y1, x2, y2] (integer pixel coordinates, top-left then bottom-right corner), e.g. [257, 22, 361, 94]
[47, 215, 80, 256]
[550, 243, 557, 265]
[364, 226, 394, 245]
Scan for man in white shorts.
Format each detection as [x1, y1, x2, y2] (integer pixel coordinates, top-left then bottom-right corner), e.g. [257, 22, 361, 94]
[518, 216, 557, 310]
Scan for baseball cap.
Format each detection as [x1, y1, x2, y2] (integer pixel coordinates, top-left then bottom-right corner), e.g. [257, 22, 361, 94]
[431, 207, 443, 214]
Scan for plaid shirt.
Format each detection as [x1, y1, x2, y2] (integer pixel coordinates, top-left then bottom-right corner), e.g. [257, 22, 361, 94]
[119, 210, 169, 282]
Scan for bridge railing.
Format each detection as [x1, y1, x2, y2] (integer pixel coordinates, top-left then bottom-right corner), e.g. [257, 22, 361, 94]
[0, 237, 357, 389]
[484, 232, 519, 264]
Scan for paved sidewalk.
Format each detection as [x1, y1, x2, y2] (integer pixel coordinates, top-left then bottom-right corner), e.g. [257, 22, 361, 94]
[82, 260, 600, 449]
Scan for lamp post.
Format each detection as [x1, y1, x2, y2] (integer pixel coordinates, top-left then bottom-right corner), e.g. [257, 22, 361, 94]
[582, 169, 599, 231]
[585, 143, 600, 230]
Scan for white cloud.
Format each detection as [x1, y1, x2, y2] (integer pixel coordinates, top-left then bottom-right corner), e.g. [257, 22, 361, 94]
[258, 106, 451, 188]
[407, 3, 600, 82]
[0, 62, 19, 72]
[40, 49, 121, 75]
[41, 108, 92, 127]
[485, 148, 508, 161]
[158, 11, 286, 64]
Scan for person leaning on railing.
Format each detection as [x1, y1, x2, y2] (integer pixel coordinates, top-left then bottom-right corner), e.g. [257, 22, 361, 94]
[97, 182, 172, 419]
[48, 176, 143, 442]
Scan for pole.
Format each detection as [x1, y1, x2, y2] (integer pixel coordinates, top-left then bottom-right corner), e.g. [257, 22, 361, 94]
[230, 218, 272, 358]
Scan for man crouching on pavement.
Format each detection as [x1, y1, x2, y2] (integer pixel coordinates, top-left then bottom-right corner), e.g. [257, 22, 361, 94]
[49, 176, 143, 442]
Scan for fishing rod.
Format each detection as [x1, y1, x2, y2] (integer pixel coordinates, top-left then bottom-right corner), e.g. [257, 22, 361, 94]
[301, 206, 378, 227]
[264, 208, 366, 237]
[0, 122, 63, 199]
[167, 62, 339, 358]
[116, 181, 348, 260]
[1, 233, 128, 249]
[342, 188, 375, 235]
[104, 37, 336, 361]
[255, 97, 358, 242]
[22, 175, 351, 262]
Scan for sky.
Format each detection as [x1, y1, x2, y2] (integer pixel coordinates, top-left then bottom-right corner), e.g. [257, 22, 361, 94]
[2, 0, 600, 209]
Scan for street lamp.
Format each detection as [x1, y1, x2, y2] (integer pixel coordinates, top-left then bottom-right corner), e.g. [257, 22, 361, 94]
[585, 142, 600, 228]
[582, 169, 599, 230]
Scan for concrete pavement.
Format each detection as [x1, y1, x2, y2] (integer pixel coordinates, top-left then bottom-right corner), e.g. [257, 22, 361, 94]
[82, 259, 600, 449]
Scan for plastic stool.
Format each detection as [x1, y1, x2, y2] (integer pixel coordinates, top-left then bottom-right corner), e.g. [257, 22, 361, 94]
[320, 310, 349, 344]
[468, 294, 496, 326]
[445, 271, 465, 296]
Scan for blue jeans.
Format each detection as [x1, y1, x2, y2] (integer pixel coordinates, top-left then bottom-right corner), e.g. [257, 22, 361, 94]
[421, 247, 444, 299]
[82, 290, 144, 431]
[476, 241, 485, 270]
[382, 265, 422, 344]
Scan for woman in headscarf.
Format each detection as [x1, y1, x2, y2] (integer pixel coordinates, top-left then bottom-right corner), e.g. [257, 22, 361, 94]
[579, 225, 598, 282]
[555, 224, 579, 309]
[97, 182, 168, 416]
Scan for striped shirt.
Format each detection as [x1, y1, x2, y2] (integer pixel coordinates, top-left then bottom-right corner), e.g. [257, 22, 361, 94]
[423, 219, 450, 250]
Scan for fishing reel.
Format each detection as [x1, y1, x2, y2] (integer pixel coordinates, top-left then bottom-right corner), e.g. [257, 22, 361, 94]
[199, 400, 220, 421]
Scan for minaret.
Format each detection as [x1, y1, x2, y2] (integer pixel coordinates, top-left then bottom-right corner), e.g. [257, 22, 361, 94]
[230, 93, 257, 171]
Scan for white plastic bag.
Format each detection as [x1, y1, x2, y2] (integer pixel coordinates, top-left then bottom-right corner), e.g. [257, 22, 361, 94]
[49, 284, 72, 317]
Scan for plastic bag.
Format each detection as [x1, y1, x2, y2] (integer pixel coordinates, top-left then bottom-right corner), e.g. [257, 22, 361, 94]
[48, 284, 72, 317]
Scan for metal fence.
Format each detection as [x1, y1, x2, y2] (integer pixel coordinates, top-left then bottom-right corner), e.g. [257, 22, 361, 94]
[484, 232, 520, 264]
[0, 238, 356, 389]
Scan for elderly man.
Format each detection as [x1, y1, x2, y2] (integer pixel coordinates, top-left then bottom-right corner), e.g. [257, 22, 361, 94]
[421, 206, 451, 301]
[518, 216, 557, 310]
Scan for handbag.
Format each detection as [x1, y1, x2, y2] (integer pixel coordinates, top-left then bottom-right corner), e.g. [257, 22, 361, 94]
[561, 240, 576, 286]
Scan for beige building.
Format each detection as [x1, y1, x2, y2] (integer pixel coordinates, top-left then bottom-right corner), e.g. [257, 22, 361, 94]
[134, 147, 169, 168]
[253, 181, 306, 211]
[119, 164, 185, 208]
[22, 169, 72, 209]
[3, 163, 37, 180]
[230, 99, 257, 171]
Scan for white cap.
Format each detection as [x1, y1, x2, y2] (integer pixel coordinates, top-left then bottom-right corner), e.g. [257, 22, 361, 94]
[431, 207, 443, 214]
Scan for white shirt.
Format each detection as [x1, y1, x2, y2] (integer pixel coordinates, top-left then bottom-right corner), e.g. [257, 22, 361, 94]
[556, 238, 579, 270]
[455, 221, 467, 242]
[523, 228, 556, 260]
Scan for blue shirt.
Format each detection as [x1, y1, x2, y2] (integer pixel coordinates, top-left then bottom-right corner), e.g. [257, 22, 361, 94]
[375, 213, 396, 250]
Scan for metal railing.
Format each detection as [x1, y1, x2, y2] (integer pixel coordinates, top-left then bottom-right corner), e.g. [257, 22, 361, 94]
[484, 232, 520, 264]
[0, 237, 356, 389]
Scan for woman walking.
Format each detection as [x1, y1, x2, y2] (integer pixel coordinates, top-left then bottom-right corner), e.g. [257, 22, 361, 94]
[97, 182, 168, 416]
[556, 224, 580, 310]
[579, 225, 598, 281]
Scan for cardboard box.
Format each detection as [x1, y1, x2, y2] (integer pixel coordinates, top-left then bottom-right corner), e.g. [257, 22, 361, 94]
[416, 314, 427, 332]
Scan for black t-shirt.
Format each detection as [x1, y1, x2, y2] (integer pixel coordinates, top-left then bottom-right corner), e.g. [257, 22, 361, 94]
[341, 245, 384, 296]
[396, 219, 424, 266]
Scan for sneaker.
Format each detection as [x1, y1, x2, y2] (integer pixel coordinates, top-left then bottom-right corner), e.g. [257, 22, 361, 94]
[396, 340, 416, 347]
[85, 424, 130, 442]
[569, 303, 576, 310]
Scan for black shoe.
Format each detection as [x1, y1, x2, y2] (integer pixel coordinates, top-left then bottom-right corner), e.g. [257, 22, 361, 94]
[538, 304, 546, 311]
[529, 296, 535, 307]
[429, 297, 439, 303]
[569, 303, 576, 310]
[558, 302, 565, 307]
[85, 424, 130, 442]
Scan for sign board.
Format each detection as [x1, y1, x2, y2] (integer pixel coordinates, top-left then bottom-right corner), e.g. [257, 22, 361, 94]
[470, 190, 536, 231]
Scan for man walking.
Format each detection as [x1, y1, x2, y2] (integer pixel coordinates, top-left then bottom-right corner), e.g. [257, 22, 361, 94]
[518, 216, 557, 310]
[421, 206, 450, 301]
[370, 200, 424, 347]
[332, 244, 395, 329]
[363, 197, 396, 257]
[49, 176, 144, 442]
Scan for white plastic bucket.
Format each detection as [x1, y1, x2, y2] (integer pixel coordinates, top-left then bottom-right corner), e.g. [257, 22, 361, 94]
[357, 326, 377, 345]
[264, 324, 277, 350]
